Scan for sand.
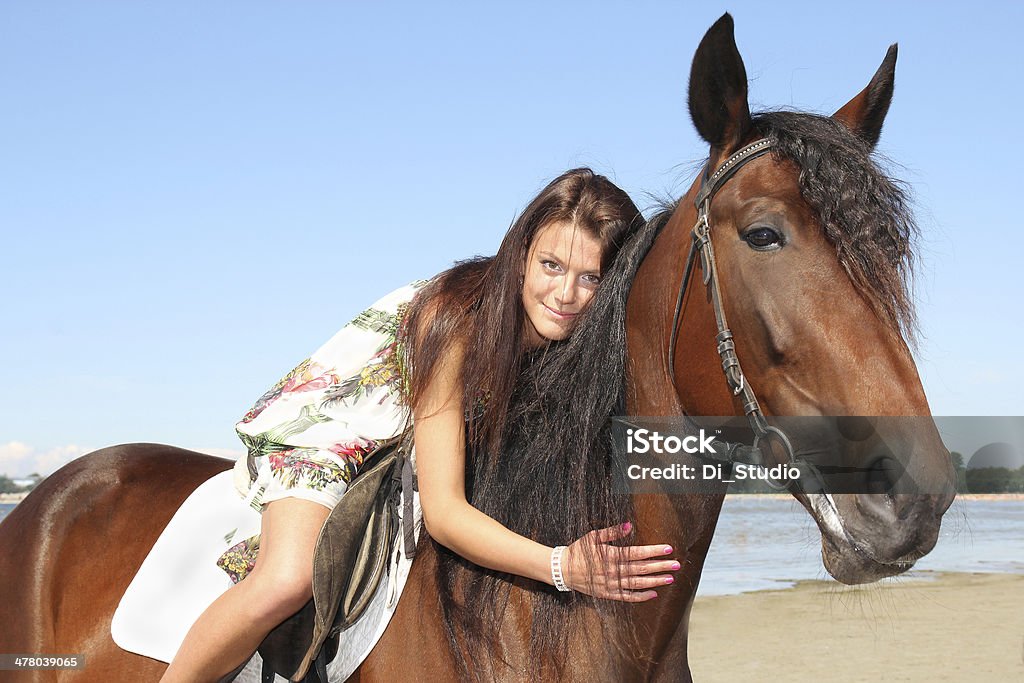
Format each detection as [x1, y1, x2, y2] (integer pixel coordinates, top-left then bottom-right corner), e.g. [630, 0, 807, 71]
[688, 571, 1024, 682]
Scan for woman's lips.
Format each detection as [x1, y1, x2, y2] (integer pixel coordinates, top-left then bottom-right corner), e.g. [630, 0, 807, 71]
[543, 304, 576, 320]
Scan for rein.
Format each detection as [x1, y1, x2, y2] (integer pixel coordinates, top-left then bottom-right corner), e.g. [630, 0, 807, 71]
[664, 139, 815, 489]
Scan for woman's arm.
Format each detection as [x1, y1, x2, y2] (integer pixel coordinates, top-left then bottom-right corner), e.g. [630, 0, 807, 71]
[413, 338, 553, 584]
[413, 339, 680, 600]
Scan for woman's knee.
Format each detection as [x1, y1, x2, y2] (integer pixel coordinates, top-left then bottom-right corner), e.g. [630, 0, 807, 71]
[246, 497, 330, 620]
[244, 566, 314, 621]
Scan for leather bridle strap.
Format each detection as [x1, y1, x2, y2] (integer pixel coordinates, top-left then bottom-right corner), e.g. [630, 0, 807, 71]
[666, 138, 775, 384]
[692, 138, 775, 209]
[666, 138, 800, 471]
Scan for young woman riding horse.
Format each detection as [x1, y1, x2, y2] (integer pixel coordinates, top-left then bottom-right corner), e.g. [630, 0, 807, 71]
[0, 13, 954, 683]
[160, 168, 681, 682]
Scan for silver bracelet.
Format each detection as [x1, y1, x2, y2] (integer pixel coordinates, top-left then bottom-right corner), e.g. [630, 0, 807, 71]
[550, 545, 571, 592]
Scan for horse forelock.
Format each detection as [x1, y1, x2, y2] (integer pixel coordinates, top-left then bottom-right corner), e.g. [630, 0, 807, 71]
[752, 110, 920, 345]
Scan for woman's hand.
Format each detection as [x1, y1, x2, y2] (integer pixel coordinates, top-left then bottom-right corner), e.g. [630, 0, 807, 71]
[562, 522, 680, 602]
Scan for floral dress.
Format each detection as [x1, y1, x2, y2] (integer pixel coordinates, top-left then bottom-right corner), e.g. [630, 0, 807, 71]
[216, 280, 428, 583]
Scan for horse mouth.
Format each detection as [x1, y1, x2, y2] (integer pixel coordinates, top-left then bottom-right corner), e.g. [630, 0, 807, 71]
[806, 493, 917, 584]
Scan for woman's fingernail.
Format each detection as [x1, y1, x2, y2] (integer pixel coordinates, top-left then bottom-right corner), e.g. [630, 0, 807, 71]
[663, 546, 673, 554]
[648, 591, 659, 599]
[665, 576, 674, 585]
[671, 562, 681, 570]
[622, 521, 632, 532]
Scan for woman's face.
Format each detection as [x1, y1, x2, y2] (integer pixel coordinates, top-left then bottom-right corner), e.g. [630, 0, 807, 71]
[521, 220, 604, 347]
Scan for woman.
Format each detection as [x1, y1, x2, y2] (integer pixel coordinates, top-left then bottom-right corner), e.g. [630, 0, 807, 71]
[161, 168, 681, 682]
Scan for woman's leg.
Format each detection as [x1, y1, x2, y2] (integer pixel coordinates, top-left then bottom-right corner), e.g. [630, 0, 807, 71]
[160, 497, 332, 683]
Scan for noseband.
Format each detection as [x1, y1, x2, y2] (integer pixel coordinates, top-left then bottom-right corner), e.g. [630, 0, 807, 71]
[666, 138, 805, 484]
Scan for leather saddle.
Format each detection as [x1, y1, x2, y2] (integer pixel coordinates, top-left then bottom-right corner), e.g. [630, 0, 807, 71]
[219, 432, 417, 683]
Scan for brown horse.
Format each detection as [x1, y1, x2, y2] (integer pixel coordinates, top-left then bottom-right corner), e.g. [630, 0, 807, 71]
[0, 13, 955, 682]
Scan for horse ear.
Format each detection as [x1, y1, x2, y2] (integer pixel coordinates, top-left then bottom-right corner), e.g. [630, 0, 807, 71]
[833, 44, 898, 149]
[688, 13, 752, 154]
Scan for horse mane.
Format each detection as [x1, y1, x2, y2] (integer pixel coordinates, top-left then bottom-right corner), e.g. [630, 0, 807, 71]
[752, 110, 920, 344]
[431, 207, 667, 680]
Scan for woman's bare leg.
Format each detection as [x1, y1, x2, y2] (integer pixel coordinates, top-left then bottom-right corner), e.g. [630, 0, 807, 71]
[160, 497, 332, 683]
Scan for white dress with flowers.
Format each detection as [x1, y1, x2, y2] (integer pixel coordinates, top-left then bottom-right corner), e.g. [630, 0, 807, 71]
[216, 280, 427, 583]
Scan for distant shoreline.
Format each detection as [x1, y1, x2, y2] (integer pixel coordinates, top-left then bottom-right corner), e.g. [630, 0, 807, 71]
[0, 492, 30, 504]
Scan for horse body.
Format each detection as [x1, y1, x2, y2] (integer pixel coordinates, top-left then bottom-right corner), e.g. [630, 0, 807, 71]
[0, 445, 231, 682]
[0, 13, 955, 683]
[355, 552, 617, 681]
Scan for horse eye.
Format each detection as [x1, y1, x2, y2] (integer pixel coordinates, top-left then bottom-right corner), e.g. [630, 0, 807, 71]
[743, 227, 783, 249]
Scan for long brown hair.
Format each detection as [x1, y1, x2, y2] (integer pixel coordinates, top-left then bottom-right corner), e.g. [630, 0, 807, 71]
[399, 167, 642, 459]
[396, 168, 646, 679]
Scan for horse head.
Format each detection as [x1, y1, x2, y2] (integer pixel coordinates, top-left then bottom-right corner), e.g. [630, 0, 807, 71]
[629, 13, 956, 586]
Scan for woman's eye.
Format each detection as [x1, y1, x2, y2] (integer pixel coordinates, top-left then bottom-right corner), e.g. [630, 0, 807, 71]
[743, 227, 783, 249]
[542, 260, 562, 272]
[582, 274, 601, 286]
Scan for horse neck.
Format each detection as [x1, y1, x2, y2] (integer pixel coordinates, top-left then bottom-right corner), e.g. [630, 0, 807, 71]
[623, 190, 733, 674]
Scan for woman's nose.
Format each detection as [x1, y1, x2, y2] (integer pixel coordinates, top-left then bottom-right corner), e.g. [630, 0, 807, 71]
[555, 277, 577, 306]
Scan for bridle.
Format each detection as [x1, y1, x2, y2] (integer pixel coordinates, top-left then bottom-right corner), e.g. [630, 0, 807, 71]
[665, 138, 807, 486]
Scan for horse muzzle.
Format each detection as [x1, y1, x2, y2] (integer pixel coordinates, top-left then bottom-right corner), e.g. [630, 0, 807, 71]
[805, 489, 953, 584]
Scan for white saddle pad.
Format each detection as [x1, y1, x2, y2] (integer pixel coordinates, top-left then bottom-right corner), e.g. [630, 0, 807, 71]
[111, 467, 420, 681]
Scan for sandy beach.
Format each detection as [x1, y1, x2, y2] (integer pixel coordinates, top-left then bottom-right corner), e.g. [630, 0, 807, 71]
[688, 571, 1024, 682]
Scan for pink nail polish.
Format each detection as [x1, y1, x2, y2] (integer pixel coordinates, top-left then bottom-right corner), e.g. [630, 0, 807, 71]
[648, 591, 658, 599]
[663, 546, 673, 554]
[671, 562, 681, 570]
[622, 521, 632, 532]
[665, 576, 674, 585]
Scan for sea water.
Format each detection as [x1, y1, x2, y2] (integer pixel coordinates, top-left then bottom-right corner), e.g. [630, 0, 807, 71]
[698, 496, 1024, 595]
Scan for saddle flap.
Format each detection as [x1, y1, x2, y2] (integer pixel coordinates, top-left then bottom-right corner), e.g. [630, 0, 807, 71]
[339, 478, 397, 628]
[290, 441, 404, 681]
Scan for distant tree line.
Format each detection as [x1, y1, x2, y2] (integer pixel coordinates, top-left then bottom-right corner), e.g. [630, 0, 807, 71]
[0, 473, 43, 494]
[951, 451, 1024, 493]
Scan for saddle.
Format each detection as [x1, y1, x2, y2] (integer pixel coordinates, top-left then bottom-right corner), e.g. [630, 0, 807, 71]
[221, 432, 418, 683]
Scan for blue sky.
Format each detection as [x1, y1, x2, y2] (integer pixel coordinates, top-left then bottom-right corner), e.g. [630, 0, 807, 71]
[2, 2, 1021, 476]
